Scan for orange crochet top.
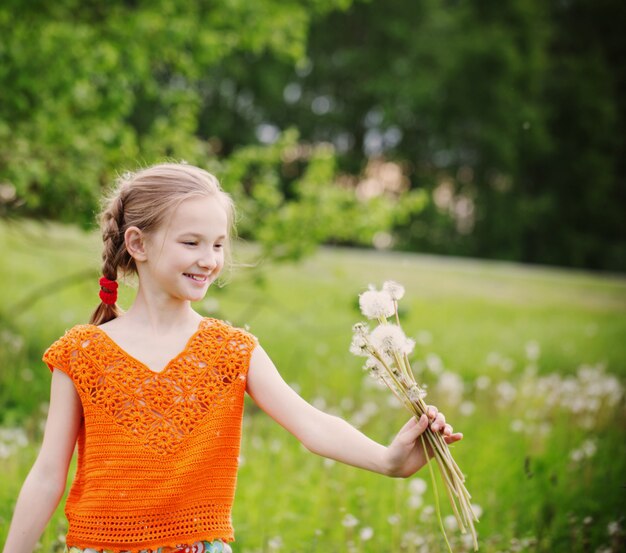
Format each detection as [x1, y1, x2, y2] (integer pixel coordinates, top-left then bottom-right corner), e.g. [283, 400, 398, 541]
[42, 317, 257, 552]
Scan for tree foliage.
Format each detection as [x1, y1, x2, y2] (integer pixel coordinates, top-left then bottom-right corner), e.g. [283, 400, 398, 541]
[1, 0, 624, 270]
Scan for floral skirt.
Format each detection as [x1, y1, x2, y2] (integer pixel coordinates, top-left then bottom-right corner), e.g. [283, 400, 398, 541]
[64, 539, 231, 553]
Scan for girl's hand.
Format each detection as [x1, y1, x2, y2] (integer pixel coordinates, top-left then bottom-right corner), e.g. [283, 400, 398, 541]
[384, 405, 463, 478]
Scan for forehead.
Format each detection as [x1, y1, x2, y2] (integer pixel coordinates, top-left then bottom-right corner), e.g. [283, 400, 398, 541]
[166, 196, 228, 235]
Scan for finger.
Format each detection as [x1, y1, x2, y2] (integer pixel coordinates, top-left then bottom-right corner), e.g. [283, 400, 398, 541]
[427, 405, 438, 420]
[444, 432, 464, 444]
[399, 416, 418, 434]
[443, 424, 453, 437]
[396, 414, 429, 446]
[431, 412, 446, 432]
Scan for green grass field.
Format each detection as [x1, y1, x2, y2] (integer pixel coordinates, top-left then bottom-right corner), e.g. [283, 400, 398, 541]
[1, 219, 625, 552]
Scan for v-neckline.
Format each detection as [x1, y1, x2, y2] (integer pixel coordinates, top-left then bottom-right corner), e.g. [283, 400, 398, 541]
[88, 317, 209, 375]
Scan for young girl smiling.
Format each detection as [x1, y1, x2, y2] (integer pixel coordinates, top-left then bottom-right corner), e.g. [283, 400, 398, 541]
[2, 163, 462, 553]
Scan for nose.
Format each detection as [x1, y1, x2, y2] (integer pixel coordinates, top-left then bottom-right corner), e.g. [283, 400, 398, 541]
[198, 247, 219, 271]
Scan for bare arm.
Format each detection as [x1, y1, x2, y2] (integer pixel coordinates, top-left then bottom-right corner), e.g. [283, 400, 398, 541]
[2, 369, 82, 553]
[245, 346, 462, 478]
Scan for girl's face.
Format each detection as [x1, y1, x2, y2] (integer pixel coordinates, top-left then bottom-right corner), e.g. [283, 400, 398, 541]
[140, 195, 228, 303]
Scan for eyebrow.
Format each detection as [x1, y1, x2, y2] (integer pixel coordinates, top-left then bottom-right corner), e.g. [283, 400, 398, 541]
[178, 232, 227, 240]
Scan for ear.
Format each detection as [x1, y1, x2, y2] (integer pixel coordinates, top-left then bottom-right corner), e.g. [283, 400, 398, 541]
[124, 226, 148, 262]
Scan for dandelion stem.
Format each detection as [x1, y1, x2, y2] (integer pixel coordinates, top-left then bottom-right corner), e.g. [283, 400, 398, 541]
[420, 433, 453, 553]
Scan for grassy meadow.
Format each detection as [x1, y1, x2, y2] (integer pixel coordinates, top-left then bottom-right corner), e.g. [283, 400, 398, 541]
[0, 219, 625, 552]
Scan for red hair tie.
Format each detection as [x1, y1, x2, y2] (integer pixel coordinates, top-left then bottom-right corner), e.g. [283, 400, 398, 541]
[99, 276, 118, 305]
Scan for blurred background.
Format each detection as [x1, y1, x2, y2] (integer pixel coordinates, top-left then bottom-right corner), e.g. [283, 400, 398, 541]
[1, 1, 625, 552]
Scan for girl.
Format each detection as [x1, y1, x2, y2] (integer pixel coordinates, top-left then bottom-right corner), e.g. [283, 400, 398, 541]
[2, 163, 462, 553]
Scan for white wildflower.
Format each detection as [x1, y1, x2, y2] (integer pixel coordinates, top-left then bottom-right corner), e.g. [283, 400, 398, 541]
[608, 520, 620, 535]
[459, 400, 476, 416]
[500, 357, 515, 373]
[360, 527, 374, 541]
[409, 478, 428, 495]
[496, 381, 517, 406]
[387, 514, 401, 525]
[436, 371, 464, 406]
[444, 515, 458, 530]
[342, 514, 359, 528]
[420, 505, 434, 522]
[383, 280, 405, 300]
[268, 536, 283, 551]
[425, 353, 444, 374]
[510, 419, 524, 433]
[359, 289, 395, 319]
[407, 495, 424, 510]
[471, 504, 483, 519]
[475, 375, 491, 390]
[570, 448, 584, 463]
[581, 439, 597, 458]
[525, 340, 541, 361]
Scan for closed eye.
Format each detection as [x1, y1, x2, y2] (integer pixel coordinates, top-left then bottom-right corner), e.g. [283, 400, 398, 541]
[183, 241, 198, 246]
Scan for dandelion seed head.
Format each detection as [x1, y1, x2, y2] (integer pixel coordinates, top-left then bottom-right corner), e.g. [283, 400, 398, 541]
[369, 324, 415, 355]
[359, 289, 395, 319]
[475, 375, 491, 390]
[570, 449, 584, 462]
[360, 527, 374, 541]
[444, 515, 458, 530]
[581, 439, 597, 457]
[496, 381, 517, 407]
[383, 280, 405, 300]
[352, 322, 369, 335]
[408, 385, 427, 402]
[420, 505, 434, 522]
[342, 514, 359, 528]
[349, 333, 369, 356]
[407, 495, 424, 510]
[525, 340, 541, 361]
[425, 353, 444, 374]
[608, 520, 621, 535]
[268, 536, 283, 551]
[436, 371, 464, 406]
[459, 400, 476, 416]
[510, 419, 524, 433]
[409, 478, 427, 495]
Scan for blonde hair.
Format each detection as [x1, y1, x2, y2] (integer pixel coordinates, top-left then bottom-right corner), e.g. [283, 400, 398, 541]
[90, 163, 236, 325]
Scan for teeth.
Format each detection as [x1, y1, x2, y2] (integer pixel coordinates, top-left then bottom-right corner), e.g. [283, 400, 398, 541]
[185, 273, 207, 281]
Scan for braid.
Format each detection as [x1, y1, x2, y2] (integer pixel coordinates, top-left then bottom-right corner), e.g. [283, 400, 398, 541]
[89, 191, 126, 325]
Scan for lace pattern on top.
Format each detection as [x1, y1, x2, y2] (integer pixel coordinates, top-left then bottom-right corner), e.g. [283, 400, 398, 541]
[42, 318, 256, 549]
[46, 318, 254, 455]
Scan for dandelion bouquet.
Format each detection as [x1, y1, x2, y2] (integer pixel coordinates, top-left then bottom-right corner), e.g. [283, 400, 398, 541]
[350, 281, 479, 552]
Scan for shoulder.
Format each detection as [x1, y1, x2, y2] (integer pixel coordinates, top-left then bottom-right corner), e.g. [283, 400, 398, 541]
[200, 317, 258, 348]
[200, 317, 258, 342]
[47, 323, 97, 348]
[42, 323, 97, 373]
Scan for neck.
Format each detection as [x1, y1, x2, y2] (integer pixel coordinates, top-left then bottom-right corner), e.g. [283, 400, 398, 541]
[123, 287, 203, 335]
